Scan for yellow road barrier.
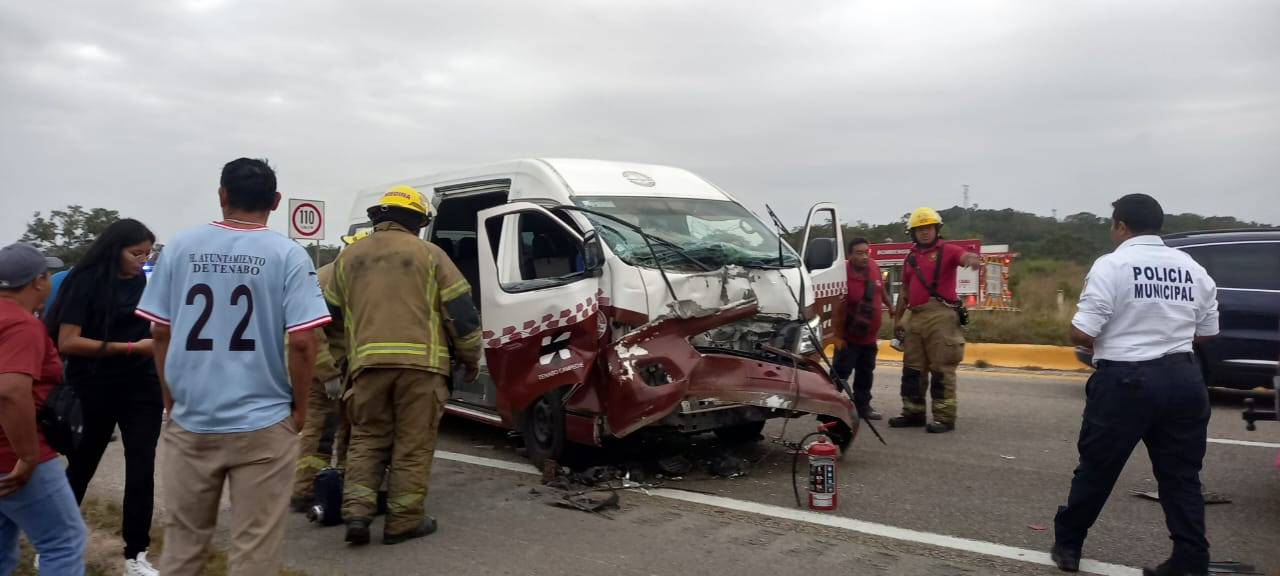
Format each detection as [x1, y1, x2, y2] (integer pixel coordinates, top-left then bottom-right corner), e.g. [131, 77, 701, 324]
[824, 341, 1085, 372]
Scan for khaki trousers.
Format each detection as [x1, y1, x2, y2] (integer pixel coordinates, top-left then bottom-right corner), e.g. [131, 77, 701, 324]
[159, 418, 299, 576]
[342, 368, 447, 535]
[900, 300, 966, 423]
[292, 377, 348, 499]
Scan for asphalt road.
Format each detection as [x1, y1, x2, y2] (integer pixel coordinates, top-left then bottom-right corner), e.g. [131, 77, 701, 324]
[84, 368, 1280, 575]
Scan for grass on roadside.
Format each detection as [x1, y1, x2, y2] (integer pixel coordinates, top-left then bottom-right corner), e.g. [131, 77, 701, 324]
[13, 497, 306, 576]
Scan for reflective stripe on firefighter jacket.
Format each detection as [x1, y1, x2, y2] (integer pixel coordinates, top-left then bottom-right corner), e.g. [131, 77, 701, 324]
[325, 221, 483, 379]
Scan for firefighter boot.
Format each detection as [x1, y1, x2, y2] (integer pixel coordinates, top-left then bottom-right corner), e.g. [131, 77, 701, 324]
[1051, 544, 1080, 572]
[1142, 560, 1207, 576]
[889, 414, 926, 428]
[926, 421, 955, 434]
[344, 517, 371, 546]
[383, 516, 438, 545]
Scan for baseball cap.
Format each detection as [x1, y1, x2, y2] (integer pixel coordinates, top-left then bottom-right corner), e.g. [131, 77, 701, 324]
[0, 243, 64, 289]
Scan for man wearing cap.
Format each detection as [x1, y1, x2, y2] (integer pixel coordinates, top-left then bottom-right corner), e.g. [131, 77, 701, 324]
[326, 185, 482, 546]
[0, 243, 87, 576]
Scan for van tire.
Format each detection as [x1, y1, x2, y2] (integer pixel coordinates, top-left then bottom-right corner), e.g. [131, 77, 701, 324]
[713, 421, 766, 444]
[522, 389, 566, 468]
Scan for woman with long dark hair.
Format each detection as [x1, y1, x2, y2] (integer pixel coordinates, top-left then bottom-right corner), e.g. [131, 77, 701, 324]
[43, 218, 161, 576]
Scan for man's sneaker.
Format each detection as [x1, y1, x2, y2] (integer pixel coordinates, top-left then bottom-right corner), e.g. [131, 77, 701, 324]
[345, 518, 372, 546]
[888, 414, 925, 428]
[926, 421, 955, 434]
[383, 517, 438, 545]
[125, 551, 159, 576]
[857, 405, 883, 421]
[1050, 544, 1080, 572]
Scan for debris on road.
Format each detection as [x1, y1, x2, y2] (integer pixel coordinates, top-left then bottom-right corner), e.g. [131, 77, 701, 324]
[1027, 525, 1048, 531]
[548, 491, 621, 517]
[1128, 489, 1233, 505]
[999, 454, 1017, 460]
[1206, 560, 1260, 574]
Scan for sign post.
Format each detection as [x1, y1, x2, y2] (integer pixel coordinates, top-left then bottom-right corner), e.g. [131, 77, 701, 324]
[288, 199, 325, 266]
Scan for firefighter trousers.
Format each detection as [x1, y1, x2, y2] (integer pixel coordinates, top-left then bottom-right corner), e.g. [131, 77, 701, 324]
[292, 377, 349, 500]
[341, 368, 447, 535]
[899, 300, 965, 424]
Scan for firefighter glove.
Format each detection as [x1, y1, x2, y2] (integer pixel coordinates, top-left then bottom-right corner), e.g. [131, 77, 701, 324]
[324, 377, 343, 400]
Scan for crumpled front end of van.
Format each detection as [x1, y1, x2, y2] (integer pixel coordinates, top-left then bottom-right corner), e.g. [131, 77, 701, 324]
[601, 298, 859, 443]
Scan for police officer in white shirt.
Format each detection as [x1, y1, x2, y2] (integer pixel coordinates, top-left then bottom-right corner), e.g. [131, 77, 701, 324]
[1050, 194, 1218, 576]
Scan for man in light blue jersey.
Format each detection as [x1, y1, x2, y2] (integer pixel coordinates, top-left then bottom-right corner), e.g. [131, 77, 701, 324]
[136, 158, 330, 576]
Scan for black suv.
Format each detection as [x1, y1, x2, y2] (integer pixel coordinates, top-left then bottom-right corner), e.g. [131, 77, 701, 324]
[1077, 229, 1280, 390]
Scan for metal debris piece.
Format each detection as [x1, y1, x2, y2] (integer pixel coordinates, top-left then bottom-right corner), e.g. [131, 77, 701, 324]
[656, 454, 694, 476]
[1207, 561, 1259, 574]
[549, 490, 620, 517]
[999, 454, 1017, 460]
[1128, 489, 1232, 505]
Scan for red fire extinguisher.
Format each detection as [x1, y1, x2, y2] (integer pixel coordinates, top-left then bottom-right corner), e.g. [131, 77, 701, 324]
[807, 422, 839, 510]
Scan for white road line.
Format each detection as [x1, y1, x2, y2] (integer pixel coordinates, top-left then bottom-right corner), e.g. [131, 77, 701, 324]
[436, 450, 1140, 576]
[1208, 438, 1280, 449]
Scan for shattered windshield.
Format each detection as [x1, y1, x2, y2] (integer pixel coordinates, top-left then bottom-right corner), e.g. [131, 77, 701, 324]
[571, 196, 801, 270]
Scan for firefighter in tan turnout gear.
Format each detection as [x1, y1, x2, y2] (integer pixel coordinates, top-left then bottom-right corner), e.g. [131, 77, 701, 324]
[290, 260, 352, 511]
[889, 207, 981, 434]
[326, 185, 483, 546]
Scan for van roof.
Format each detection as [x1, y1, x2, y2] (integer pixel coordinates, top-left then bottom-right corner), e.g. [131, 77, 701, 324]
[345, 158, 737, 225]
[535, 158, 730, 200]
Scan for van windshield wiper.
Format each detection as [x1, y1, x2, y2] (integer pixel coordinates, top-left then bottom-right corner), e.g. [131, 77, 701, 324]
[557, 206, 712, 272]
[558, 205, 713, 303]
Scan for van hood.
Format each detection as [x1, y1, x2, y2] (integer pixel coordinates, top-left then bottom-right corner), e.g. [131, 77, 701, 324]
[635, 265, 811, 320]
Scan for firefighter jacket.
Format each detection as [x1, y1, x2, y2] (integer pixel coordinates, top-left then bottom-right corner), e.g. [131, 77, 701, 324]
[325, 221, 483, 379]
[284, 262, 346, 383]
[313, 262, 347, 382]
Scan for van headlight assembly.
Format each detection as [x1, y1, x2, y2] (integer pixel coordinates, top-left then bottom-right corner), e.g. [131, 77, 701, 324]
[795, 317, 822, 355]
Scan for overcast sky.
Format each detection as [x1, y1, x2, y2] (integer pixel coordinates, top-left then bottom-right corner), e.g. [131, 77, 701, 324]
[2, 0, 1277, 244]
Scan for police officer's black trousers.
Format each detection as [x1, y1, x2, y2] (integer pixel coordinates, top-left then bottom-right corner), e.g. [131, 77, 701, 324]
[1054, 353, 1210, 572]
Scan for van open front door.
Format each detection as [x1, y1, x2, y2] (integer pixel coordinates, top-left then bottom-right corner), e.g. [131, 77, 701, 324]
[475, 202, 603, 427]
[799, 203, 847, 356]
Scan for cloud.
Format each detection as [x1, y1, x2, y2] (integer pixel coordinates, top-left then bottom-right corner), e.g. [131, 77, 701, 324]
[1, 0, 1277, 246]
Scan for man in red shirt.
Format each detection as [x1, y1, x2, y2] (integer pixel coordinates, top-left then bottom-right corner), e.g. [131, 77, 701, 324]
[837, 238, 892, 420]
[0, 243, 87, 575]
[888, 208, 981, 434]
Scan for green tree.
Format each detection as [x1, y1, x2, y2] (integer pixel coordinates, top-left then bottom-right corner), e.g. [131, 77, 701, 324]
[20, 205, 120, 266]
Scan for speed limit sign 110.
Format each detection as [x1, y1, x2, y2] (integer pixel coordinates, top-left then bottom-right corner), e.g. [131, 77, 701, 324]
[289, 199, 325, 241]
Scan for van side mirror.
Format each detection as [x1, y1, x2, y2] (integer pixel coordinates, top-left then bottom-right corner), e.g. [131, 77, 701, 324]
[804, 238, 836, 271]
[582, 231, 606, 277]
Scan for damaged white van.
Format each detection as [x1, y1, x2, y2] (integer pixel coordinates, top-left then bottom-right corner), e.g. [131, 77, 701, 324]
[344, 158, 858, 465]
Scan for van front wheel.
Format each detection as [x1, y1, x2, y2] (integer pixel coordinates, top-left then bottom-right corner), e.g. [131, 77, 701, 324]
[522, 390, 566, 467]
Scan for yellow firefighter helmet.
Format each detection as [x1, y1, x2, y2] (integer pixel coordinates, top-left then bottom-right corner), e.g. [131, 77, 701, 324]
[906, 206, 943, 233]
[340, 227, 373, 246]
[366, 184, 435, 227]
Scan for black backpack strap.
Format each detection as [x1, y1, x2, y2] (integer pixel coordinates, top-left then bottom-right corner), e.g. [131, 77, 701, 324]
[906, 248, 957, 306]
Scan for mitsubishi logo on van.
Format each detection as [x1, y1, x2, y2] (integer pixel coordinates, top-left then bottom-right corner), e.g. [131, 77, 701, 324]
[622, 171, 655, 187]
[539, 332, 573, 365]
